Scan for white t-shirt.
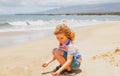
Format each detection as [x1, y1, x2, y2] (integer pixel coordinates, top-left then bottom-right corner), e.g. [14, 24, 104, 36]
[59, 39, 82, 59]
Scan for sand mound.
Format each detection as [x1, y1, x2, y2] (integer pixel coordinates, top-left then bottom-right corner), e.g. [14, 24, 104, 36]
[90, 48, 120, 67]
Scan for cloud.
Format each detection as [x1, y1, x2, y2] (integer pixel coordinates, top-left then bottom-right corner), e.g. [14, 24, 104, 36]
[0, 0, 120, 14]
[0, 0, 120, 7]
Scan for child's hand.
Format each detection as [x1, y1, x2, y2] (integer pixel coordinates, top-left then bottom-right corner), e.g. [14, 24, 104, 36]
[79, 58, 82, 63]
[42, 62, 48, 67]
[51, 72, 59, 76]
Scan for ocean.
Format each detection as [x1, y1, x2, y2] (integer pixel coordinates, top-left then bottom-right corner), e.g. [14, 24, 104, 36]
[0, 15, 120, 47]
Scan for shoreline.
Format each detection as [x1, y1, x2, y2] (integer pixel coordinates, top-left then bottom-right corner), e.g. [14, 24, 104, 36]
[0, 29, 53, 48]
[0, 21, 110, 48]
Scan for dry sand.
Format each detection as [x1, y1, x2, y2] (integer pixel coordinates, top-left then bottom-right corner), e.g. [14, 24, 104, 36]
[0, 21, 120, 76]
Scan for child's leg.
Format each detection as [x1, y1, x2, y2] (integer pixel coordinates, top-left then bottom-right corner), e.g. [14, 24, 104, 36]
[52, 48, 65, 65]
[52, 49, 71, 71]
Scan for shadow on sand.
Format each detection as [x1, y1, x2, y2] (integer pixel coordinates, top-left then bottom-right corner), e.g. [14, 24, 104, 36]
[72, 69, 82, 75]
[41, 69, 82, 75]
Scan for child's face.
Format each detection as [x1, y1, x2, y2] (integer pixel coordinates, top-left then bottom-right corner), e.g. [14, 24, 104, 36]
[56, 33, 68, 44]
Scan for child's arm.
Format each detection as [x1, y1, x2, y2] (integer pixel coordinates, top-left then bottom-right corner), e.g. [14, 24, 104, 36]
[42, 57, 56, 67]
[79, 58, 82, 63]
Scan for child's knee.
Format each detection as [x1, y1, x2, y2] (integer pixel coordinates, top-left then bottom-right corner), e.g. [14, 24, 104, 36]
[52, 48, 58, 55]
[52, 48, 63, 56]
[53, 48, 58, 51]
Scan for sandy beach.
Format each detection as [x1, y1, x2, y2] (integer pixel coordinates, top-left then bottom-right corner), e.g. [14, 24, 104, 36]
[0, 21, 120, 76]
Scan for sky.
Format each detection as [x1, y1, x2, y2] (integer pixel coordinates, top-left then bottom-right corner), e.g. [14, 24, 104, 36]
[0, 0, 120, 14]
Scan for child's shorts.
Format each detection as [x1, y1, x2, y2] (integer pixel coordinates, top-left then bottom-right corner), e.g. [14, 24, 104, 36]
[63, 51, 81, 70]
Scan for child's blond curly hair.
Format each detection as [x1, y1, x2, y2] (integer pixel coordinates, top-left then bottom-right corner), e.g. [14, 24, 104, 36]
[54, 23, 75, 41]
